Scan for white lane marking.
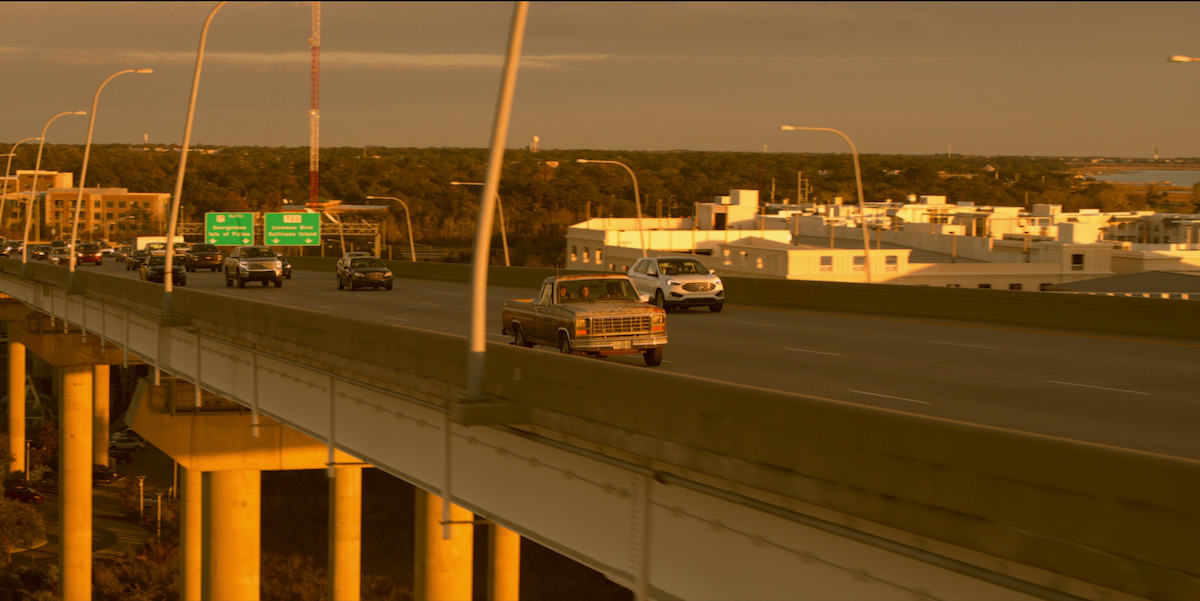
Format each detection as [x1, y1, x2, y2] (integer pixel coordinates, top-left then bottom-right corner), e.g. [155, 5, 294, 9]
[317, 305, 336, 310]
[930, 340, 997, 350]
[385, 316, 407, 323]
[421, 302, 441, 307]
[848, 390, 931, 405]
[786, 347, 846, 357]
[740, 321, 784, 328]
[1048, 381, 1150, 396]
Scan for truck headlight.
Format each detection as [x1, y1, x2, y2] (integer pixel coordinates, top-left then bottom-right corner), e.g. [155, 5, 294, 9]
[574, 318, 589, 336]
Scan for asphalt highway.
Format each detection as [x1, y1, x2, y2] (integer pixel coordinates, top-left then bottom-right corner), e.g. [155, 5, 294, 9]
[75, 257, 1200, 461]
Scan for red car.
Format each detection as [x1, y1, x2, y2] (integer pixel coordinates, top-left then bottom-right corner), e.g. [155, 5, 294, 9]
[4, 484, 43, 503]
[75, 243, 103, 265]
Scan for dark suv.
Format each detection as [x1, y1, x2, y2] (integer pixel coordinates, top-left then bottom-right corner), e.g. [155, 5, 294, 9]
[224, 245, 283, 288]
[185, 243, 223, 272]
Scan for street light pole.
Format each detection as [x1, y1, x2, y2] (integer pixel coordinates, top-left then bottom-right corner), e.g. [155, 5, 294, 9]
[778, 125, 873, 283]
[137, 475, 146, 522]
[164, 1, 226, 310]
[69, 68, 153, 285]
[365, 195, 417, 261]
[575, 159, 647, 257]
[450, 181, 510, 266]
[1, 137, 42, 234]
[22, 111, 87, 273]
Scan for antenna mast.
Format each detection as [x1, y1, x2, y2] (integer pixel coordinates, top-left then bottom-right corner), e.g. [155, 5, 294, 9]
[308, 1, 320, 203]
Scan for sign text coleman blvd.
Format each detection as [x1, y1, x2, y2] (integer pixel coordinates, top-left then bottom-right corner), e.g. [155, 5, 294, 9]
[205, 212, 255, 245]
[264, 212, 321, 247]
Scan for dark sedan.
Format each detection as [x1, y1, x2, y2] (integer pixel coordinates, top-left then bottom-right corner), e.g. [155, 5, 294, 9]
[140, 255, 186, 285]
[276, 253, 292, 279]
[125, 249, 151, 271]
[4, 484, 43, 503]
[336, 256, 393, 291]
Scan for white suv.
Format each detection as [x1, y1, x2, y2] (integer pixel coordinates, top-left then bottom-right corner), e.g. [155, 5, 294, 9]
[627, 257, 724, 312]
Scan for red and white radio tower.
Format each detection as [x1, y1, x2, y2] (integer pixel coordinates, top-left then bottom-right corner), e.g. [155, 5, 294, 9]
[308, 1, 320, 204]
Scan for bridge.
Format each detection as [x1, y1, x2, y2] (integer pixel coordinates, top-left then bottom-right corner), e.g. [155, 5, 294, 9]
[0, 256, 1196, 600]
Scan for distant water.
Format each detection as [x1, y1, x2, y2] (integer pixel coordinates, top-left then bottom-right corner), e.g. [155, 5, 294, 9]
[1087, 169, 1200, 187]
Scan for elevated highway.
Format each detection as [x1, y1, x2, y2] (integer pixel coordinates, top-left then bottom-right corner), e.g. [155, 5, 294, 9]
[0, 257, 1196, 600]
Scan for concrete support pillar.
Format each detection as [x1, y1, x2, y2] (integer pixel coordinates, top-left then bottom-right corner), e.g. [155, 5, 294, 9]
[488, 525, 521, 601]
[181, 466, 203, 601]
[415, 489, 474, 601]
[93, 364, 110, 466]
[59, 365, 93, 601]
[6, 336, 25, 476]
[329, 466, 363, 601]
[202, 469, 261, 601]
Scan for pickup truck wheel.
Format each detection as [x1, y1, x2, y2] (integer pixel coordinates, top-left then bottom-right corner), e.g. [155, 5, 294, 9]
[654, 290, 668, 311]
[262, 280, 269, 287]
[337, 275, 344, 290]
[225, 272, 232, 287]
[558, 334, 573, 355]
[643, 347, 664, 366]
[237, 276, 246, 289]
[274, 277, 283, 288]
[513, 325, 533, 348]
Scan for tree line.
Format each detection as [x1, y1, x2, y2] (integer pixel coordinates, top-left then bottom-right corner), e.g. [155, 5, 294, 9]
[10, 144, 1187, 267]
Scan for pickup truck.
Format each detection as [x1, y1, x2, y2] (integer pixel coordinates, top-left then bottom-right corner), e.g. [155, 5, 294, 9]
[184, 243, 223, 272]
[500, 274, 667, 366]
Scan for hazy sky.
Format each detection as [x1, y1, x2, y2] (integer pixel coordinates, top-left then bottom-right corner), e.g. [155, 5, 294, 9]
[5, 1, 1200, 158]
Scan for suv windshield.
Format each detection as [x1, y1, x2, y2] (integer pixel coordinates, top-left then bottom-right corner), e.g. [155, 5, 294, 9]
[192, 245, 217, 252]
[240, 247, 273, 258]
[658, 259, 709, 276]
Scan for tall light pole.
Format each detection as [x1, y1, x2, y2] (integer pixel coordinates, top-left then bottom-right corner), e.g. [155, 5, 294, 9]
[1, 137, 42, 234]
[22, 111, 87, 272]
[69, 68, 153, 285]
[778, 125, 873, 283]
[1169, 55, 1200, 62]
[575, 158, 647, 257]
[450, 181, 509, 266]
[365, 195, 417, 261]
[164, 1, 227, 310]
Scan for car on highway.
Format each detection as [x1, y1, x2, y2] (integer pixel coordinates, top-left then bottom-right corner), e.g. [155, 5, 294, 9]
[224, 245, 284, 288]
[139, 255, 186, 286]
[336, 256, 393, 291]
[276, 253, 292, 279]
[109, 435, 147, 451]
[125, 248, 151, 270]
[48, 248, 71, 266]
[29, 244, 51, 260]
[112, 245, 131, 262]
[75, 242, 103, 265]
[185, 243, 223, 272]
[4, 484, 43, 503]
[627, 256, 724, 313]
[109, 449, 135, 464]
[93, 464, 124, 485]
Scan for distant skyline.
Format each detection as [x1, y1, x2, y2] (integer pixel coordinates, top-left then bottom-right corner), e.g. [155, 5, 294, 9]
[5, 2, 1200, 157]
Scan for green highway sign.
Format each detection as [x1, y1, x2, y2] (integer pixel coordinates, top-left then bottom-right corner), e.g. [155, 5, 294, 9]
[264, 212, 321, 246]
[205, 212, 255, 245]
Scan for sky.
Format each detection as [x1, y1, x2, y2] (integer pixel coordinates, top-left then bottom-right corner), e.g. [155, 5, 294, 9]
[4, 1, 1200, 158]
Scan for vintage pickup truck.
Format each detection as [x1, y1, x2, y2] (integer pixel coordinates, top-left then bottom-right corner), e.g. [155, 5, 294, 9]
[500, 274, 668, 366]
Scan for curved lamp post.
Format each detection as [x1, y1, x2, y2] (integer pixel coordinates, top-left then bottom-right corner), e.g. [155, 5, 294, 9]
[365, 195, 417, 261]
[778, 125, 873, 283]
[69, 68, 153, 283]
[450, 181, 509, 266]
[22, 111, 87, 272]
[575, 158, 647, 257]
[164, 1, 227, 308]
[1, 137, 42, 232]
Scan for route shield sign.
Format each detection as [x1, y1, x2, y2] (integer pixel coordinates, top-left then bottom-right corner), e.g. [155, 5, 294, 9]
[205, 212, 255, 245]
[264, 212, 321, 246]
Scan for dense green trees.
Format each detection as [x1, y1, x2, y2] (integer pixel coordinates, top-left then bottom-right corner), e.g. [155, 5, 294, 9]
[11, 144, 1160, 266]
